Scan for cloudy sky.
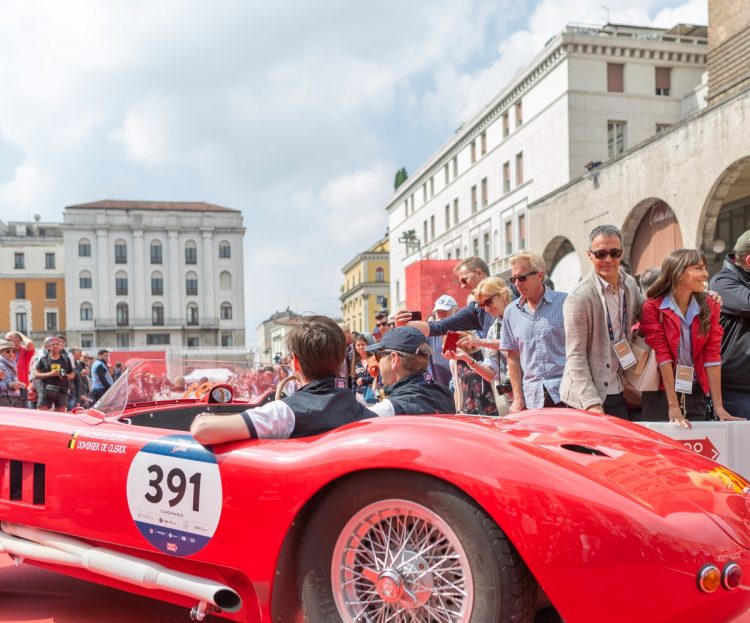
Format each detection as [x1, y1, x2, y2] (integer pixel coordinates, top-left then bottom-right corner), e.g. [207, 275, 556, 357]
[0, 0, 706, 343]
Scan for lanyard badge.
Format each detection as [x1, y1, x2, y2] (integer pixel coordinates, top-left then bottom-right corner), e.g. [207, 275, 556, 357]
[674, 364, 694, 394]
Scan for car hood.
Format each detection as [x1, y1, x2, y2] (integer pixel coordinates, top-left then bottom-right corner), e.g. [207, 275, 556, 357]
[449, 410, 750, 549]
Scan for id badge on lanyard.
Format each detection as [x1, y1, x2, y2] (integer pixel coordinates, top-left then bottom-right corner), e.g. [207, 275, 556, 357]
[674, 364, 694, 394]
[613, 339, 637, 370]
[604, 288, 634, 368]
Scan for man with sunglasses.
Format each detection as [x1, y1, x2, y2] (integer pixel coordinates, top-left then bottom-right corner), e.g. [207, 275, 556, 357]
[500, 251, 568, 412]
[560, 225, 643, 419]
[365, 327, 454, 417]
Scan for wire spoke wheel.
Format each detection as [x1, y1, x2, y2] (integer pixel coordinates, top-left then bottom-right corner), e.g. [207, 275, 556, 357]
[332, 499, 473, 623]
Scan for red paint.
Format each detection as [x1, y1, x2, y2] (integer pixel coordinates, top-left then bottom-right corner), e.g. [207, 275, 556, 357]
[1, 401, 749, 623]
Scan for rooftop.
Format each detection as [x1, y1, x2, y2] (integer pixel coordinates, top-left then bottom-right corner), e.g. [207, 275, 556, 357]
[66, 199, 238, 213]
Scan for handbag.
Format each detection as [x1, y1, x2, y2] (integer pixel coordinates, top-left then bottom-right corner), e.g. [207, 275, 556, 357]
[623, 336, 660, 392]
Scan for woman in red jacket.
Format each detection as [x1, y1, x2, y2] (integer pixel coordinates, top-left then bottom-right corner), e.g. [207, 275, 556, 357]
[640, 248, 740, 428]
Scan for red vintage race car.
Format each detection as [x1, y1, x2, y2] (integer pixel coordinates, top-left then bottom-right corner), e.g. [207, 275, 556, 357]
[0, 358, 749, 623]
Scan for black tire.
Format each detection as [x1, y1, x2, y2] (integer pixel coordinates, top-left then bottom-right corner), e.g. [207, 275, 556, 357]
[299, 472, 535, 623]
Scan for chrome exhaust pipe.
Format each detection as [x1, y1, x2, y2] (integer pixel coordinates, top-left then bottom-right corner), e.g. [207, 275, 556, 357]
[0, 522, 241, 612]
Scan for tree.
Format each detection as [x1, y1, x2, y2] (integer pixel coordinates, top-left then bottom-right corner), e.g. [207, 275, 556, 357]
[394, 167, 408, 190]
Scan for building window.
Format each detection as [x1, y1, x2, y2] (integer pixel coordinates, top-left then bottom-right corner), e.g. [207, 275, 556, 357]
[472, 237, 480, 257]
[15, 283, 25, 299]
[519, 214, 526, 250]
[152, 303, 164, 326]
[150, 241, 163, 264]
[481, 177, 488, 208]
[116, 302, 129, 327]
[515, 152, 524, 186]
[116, 333, 130, 347]
[46, 282, 57, 300]
[423, 220, 428, 243]
[80, 303, 93, 321]
[607, 63, 624, 92]
[185, 241, 198, 265]
[14, 253, 25, 269]
[515, 101, 523, 127]
[46, 312, 58, 331]
[220, 302, 233, 320]
[429, 177, 434, 197]
[186, 272, 198, 296]
[505, 220, 513, 255]
[445, 204, 450, 229]
[78, 239, 91, 257]
[114, 240, 127, 264]
[220, 271, 231, 290]
[453, 198, 459, 225]
[45, 253, 55, 269]
[375, 267, 385, 283]
[80, 271, 92, 289]
[470, 140, 477, 164]
[151, 272, 163, 296]
[502, 111, 509, 138]
[422, 183, 427, 203]
[480, 131, 487, 156]
[608, 121, 626, 159]
[452, 156, 458, 179]
[444, 164, 449, 185]
[655, 67, 671, 96]
[483, 232, 491, 262]
[503, 161, 511, 194]
[147, 333, 170, 345]
[81, 334, 93, 348]
[219, 241, 231, 258]
[220, 333, 233, 347]
[471, 185, 478, 213]
[429, 215, 435, 240]
[186, 303, 199, 326]
[187, 337, 200, 348]
[115, 272, 128, 296]
[15, 312, 27, 334]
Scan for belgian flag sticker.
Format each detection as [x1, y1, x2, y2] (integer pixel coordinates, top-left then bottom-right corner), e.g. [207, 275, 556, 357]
[68, 430, 80, 449]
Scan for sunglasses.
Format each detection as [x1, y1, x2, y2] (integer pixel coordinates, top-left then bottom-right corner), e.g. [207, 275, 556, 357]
[374, 350, 393, 362]
[509, 270, 538, 284]
[479, 295, 495, 308]
[459, 269, 480, 285]
[589, 248, 623, 260]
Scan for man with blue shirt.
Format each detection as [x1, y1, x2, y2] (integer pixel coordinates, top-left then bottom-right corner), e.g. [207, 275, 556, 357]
[500, 251, 568, 411]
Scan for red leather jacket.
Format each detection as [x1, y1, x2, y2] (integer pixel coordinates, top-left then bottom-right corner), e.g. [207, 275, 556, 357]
[640, 295, 723, 394]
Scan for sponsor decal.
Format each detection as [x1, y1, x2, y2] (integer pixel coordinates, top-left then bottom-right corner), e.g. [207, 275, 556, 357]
[126, 434, 222, 557]
[68, 429, 128, 454]
[681, 437, 720, 461]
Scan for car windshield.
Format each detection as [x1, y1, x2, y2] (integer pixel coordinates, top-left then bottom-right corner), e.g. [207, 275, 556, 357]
[93, 358, 290, 420]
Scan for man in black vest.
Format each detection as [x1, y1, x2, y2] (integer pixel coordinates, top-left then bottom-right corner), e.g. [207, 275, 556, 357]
[365, 327, 455, 417]
[191, 315, 376, 444]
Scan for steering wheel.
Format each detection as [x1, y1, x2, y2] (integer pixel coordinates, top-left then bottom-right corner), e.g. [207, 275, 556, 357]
[275, 375, 298, 400]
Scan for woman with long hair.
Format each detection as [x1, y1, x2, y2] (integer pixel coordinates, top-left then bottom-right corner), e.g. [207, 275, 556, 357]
[351, 332, 378, 404]
[640, 248, 740, 427]
[444, 276, 511, 415]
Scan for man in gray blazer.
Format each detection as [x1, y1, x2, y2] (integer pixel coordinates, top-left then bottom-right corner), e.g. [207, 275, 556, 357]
[560, 225, 644, 419]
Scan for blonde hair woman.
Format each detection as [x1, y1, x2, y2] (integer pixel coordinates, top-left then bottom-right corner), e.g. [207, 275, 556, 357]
[444, 277, 512, 415]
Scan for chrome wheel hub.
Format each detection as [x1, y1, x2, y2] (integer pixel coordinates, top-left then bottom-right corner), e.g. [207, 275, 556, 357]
[332, 499, 473, 623]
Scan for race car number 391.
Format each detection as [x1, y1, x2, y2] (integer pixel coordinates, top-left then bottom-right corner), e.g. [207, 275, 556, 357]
[126, 434, 222, 556]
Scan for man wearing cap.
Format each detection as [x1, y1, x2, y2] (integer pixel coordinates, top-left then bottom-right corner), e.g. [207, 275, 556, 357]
[365, 327, 455, 417]
[428, 295, 459, 386]
[709, 230, 750, 418]
[0, 340, 24, 408]
[4, 331, 34, 408]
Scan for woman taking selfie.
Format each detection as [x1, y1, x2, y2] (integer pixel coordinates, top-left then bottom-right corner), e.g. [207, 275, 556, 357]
[640, 248, 740, 428]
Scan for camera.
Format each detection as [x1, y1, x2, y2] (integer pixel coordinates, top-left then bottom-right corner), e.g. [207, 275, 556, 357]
[496, 379, 513, 395]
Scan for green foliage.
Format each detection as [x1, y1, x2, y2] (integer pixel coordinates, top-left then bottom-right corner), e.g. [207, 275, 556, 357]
[394, 167, 408, 190]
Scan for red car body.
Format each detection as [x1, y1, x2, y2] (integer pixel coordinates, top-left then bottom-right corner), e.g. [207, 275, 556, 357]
[0, 366, 749, 623]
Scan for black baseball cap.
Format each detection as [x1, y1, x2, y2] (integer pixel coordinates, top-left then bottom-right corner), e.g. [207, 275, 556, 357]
[365, 326, 431, 355]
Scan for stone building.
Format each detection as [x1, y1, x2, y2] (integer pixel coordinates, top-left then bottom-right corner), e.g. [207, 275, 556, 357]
[63, 200, 246, 350]
[340, 236, 389, 335]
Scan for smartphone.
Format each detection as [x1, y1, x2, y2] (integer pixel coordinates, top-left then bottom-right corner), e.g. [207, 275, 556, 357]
[409, 310, 423, 321]
[443, 331, 460, 353]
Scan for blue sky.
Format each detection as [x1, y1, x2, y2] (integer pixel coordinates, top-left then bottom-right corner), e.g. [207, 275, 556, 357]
[0, 0, 707, 345]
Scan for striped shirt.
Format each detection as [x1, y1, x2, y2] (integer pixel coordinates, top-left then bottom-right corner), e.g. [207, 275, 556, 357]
[500, 288, 567, 408]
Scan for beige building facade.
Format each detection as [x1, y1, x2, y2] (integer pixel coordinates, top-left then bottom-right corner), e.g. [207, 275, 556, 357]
[340, 236, 390, 335]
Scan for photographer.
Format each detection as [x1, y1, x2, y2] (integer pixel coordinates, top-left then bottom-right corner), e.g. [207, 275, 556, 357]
[35, 337, 75, 412]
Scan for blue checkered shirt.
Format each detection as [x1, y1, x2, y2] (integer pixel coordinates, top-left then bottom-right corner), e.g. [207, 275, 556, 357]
[500, 288, 568, 408]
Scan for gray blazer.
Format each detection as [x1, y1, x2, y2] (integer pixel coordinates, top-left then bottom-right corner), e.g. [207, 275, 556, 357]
[560, 269, 644, 410]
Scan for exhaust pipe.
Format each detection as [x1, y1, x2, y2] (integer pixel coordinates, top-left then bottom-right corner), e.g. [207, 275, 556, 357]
[0, 522, 241, 613]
